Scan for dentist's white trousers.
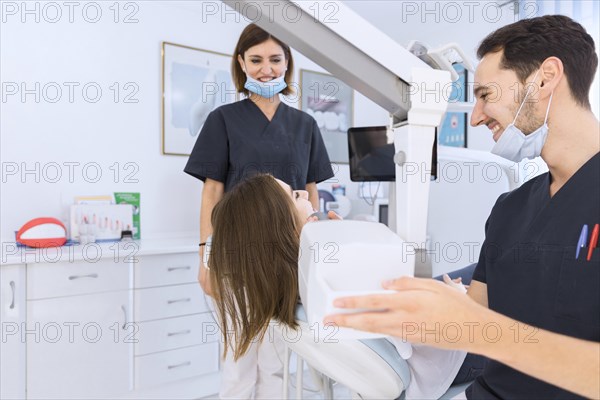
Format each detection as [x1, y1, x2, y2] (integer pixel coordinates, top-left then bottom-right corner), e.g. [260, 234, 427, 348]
[219, 323, 286, 400]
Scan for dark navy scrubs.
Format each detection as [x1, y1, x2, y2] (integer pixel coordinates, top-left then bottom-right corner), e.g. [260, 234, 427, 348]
[467, 153, 600, 399]
[184, 99, 334, 192]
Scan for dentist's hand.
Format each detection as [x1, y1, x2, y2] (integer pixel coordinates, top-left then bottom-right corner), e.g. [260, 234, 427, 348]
[323, 276, 496, 352]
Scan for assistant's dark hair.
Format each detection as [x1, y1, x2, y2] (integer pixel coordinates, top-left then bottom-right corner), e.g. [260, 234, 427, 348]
[477, 15, 597, 109]
[231, 23, 295, 96]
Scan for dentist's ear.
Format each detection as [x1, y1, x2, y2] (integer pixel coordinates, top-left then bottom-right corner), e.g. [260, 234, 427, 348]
[539, 56, 563, 95]
[237, 54, 246, 73]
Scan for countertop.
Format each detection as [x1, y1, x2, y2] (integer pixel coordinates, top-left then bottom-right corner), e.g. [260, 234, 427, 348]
[1, 236, 199, 266]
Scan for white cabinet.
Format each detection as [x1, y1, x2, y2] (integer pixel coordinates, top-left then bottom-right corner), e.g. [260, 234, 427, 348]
[133, 253, 219, 396]
[0, 264, 26, 400]
[26, 260, 133, 399]
[1, 240, 220, 399]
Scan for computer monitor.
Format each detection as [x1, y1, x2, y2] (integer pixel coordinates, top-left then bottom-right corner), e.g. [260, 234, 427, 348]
[348, 126, 438, 182]
[348, 126, 395, 182]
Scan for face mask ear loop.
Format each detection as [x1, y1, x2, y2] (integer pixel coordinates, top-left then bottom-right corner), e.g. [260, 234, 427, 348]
[544, 91, 554, 125]
[512, 70, 541, 125]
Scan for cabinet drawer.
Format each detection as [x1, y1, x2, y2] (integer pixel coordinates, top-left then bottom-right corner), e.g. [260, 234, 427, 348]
[135, 342, 219, 389]
[27, 259, 129, 300]
[135, 313, 219, 356]
[134, 283, 208, 322]
[135, 253, 199, 289]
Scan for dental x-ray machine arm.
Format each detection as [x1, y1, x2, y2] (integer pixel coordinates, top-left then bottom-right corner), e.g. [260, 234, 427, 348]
[222, 0, 453, 274]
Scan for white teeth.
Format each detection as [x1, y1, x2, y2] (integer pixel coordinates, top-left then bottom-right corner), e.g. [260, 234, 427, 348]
[491, 125, 500, 133]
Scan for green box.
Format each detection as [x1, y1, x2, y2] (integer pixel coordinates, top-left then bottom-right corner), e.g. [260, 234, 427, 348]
[114, 192, 141, 239]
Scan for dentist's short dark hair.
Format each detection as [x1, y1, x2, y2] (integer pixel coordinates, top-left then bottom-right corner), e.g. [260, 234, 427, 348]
[477, 15, 597, 109]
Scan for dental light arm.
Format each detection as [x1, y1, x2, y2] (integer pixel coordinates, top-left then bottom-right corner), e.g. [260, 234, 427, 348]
[407, 40, 475, 81]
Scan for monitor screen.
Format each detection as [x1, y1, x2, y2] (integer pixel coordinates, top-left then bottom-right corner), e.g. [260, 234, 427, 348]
[348, 126, 438, 181]
[348, 126, 395, 182]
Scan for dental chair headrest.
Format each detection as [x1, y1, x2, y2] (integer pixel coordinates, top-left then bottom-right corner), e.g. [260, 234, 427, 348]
[298, 220, 415, 339]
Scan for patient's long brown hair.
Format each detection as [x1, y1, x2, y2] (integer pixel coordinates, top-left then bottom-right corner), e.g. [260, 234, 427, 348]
[209, 175, 301, 360]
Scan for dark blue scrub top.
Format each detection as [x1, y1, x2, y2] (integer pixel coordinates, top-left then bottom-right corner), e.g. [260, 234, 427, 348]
[468, 153, 600, 399]
[184, 99, 334, 192]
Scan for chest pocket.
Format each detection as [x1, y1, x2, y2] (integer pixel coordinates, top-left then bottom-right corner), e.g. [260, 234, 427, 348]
[554, 246, 600, 328]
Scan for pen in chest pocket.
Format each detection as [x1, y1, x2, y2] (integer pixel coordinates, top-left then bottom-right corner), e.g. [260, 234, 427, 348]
[587, 224, 599, 261]
[576, 224, 588, 259]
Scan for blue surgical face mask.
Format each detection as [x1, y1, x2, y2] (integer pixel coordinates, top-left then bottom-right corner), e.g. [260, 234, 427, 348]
[491, 70, 553, 163]
[244, 74, 287, 99]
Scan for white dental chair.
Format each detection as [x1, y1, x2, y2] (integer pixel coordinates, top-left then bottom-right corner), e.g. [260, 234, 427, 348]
[277, 305, 473, 400]
[276, 305, 410, 399]
[284, 220, 474, 399]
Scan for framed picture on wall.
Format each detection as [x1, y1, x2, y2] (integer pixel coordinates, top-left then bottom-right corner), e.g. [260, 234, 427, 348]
[162, 42, 237, 156]
[438, 64, 468, 148]
[299, 69, 353, 163]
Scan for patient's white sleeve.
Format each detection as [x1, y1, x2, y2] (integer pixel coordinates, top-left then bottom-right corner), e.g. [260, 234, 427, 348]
[388, 337, 413, 359]
[402, 344, 467, 400]
[443, 274, 468, 293]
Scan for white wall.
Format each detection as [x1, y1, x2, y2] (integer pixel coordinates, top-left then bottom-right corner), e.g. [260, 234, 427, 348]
[1, 1, 246, 241]
[0, 0, 391, 241]
[0, 0, 541, 242]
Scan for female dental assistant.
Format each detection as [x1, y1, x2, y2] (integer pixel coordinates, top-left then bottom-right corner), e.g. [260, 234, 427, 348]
[184, 23, 334, 399]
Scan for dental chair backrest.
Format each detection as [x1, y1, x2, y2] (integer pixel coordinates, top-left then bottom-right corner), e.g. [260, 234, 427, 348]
[298, 220, 414, 339]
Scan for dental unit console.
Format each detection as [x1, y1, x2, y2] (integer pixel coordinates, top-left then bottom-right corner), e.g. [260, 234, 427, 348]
[298, 220, 415, 339]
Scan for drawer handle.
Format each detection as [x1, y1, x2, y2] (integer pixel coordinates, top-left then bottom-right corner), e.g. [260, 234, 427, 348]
[121, 305, 127, 330]
[167, 361, 191, 370]
[68, 273, 99, 280]
[167, 329, 191, 337]
[167, 297, 191, 305]
[9, 281, 15, 309]
[167, 266, 191, 272]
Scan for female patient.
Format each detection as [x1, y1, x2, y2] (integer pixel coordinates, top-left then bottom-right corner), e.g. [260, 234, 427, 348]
[206, 174, 478, 398]
[207, 174, 315, 360]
